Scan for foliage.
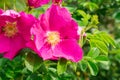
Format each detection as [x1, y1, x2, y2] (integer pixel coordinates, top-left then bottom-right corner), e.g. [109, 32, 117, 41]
[0, 0, 120, 80]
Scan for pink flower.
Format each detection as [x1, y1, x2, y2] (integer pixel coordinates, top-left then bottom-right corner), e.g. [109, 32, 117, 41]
[27, 0, 50, 8]
[52, 0, 62, 4]
[0, 10, 36, 60]
[0, 9, 3, 14]
[28, 5, 83, 62]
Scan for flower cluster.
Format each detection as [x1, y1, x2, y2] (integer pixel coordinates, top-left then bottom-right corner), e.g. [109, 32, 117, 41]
[0, 0, 83, 62]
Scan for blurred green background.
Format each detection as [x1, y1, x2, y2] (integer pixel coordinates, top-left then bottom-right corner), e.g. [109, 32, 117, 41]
[0, 0, 120, 80]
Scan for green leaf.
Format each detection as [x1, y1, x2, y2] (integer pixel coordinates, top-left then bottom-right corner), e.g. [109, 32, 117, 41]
[91, 15, 99, 25]
[48, 68, 58, 78]
[5, 69, 14, 79]
[97, 32, 116, 48]
[90, 39, 108, 55]
[0, 77, 2, 80]
[77, 10, 87, 18]
[26, 74, 42, 80]
[79, 60, 88, 72]
[57, 58, 68, 75]
[84, 2, 99, 11]
[115, 53, 120, 62]
[113, 11, 120, 22]
[79, 19, 89, 26]
[95, 55, 109, 62]
[77, 10, 91, 26]
[0, 58, 8, 66]
[25, 53, 43, 72]
[87, 47, 100, 58]
[71, 62, 77, 71]
[88, 60, 98, 76]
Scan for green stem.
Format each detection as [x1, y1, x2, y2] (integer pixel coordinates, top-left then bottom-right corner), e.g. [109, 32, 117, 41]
[4, 0, 6, 10]
[13, 0, 16, 11]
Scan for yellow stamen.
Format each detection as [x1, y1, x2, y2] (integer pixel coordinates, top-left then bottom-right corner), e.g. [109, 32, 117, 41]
[46, 31, 60, 46]
[3, 22, 18, 37]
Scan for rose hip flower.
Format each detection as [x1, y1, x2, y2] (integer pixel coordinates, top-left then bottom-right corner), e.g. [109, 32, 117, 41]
[0, 9, 3, 14]
[0, 10, 35, 60]
[52, 0, 62, 4]
[27, 0, 50, 8]
[28, 4, 83, 62]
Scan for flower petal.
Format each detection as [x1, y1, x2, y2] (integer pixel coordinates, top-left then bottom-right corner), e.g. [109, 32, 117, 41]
[0, 34, 10, 53]
[17, 12, 36, 41]
[28, 0, 50, 8]
[40, 4, 79, 40]
[38, 43, 53, 60]
[53, 39, 83, 62]
[0, 9, 3, 14]
[26, 40, 39, 54]
[39, 14, 50, 31]
[3, 35, 25, 60]
[59, 20, 79, 40]
[1, 10, 20, 18]
[48, 5, 71, 31]
[0, 10, 19, 27]
[31, 21, 46, 50]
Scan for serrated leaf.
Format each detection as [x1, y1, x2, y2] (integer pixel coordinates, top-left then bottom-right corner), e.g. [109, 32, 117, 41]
[90, 39, 108, 55]
[87, 47, 100, 58]
[77, 10, 87, 18]
[25, 53, 43, 72]
[57, 58, 67, 75]
[88, 60, 98, 76]
[79, 60, 88, 72]
[97, 32, 116, 48]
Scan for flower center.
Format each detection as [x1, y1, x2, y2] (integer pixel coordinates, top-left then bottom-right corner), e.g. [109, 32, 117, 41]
[3, 22, 18, 37]
[46, 31, 60, 46]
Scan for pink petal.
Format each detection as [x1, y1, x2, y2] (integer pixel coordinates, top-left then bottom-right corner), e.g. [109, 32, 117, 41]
[26, 40, 39, 54]
[39, 14, 50, 31]
[59, 20, 79, 40]
[1, 10, 20, 18]
[38, 43, 53, 60]
[17, 12, 36, 41]
[31, 21, 46, 50]
[3, 35, 25, 60]
[53, 39, 83, 62]
[40, 4, 79, 40]
[0, 9, 3, 14]
[28, 0, 50, 8]
[0, 34, 10, 53]
[48, 5, 71, 31]
[38, 4, 71, 32]
[0, 10, 19, 27]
